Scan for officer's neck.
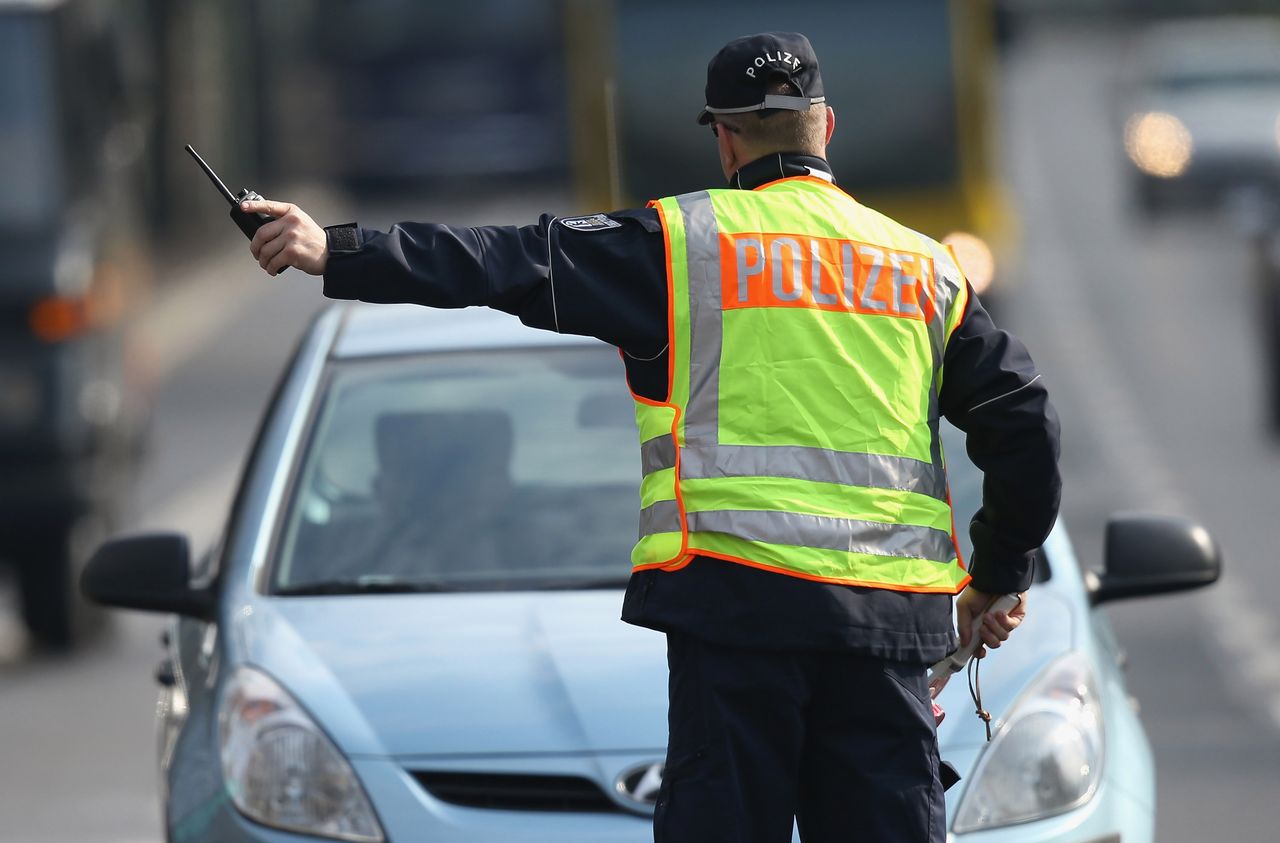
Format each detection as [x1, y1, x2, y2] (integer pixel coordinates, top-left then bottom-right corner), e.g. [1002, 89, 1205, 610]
[730, 153, 834, 191]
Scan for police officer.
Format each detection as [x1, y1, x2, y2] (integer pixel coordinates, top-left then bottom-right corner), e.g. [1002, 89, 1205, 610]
[243, 31, 1060, 843]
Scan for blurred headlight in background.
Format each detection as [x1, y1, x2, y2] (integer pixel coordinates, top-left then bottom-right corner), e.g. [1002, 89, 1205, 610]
[953, 653, 1104, 833]
[942, 231, 996, 296]
[1124, 112, 1193, 178]
[219, 666, 384, 842]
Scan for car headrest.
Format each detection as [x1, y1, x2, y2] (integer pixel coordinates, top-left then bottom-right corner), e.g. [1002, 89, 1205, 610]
[375, 410, 514, 476]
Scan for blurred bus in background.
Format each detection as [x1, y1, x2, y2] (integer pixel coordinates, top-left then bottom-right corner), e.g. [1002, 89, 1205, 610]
[567, 0, 1014, 302]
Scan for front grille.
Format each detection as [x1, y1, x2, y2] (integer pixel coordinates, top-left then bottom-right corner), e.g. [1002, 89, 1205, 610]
[410, 771, 622, 813]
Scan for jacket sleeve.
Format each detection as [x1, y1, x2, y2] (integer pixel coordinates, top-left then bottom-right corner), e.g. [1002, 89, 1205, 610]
[320, 210, 667, 356]
[940, 290, 1063, 595]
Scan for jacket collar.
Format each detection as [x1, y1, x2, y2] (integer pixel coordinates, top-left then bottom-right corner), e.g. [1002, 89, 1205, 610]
[730, 153, 834, 191]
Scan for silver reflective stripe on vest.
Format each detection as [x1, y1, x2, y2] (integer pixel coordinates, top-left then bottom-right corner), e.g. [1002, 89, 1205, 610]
[640, 501, 953, 564]
[678, 192, 724, 449]
[687, 510, 955, 564]
[922, 240, 965, 471]
[640, 435, 677, 474]
[641, 436, 946, 500]
[679, 444, 946, 500]
[639, 498, 681, 537]
[923, 239, 965, 367]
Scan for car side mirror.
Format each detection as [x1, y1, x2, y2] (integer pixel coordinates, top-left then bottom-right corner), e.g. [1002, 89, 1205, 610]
[80, 532, 215, 620]
[1089, 513, 1221, 606]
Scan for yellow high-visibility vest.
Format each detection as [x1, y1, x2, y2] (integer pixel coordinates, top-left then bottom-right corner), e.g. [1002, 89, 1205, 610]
[631, 176, 971, 594]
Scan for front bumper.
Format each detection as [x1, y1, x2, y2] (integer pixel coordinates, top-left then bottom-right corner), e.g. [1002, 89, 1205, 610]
[168, 755, 657, 843]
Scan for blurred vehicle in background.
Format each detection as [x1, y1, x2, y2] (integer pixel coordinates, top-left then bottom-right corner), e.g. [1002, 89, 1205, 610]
[1122, 16, 1280, 434]
[84, 303, 1219, 842]
[1121, 17, 1280, 215]
[312, 0, 570, 193]
[0, 0, 152, 649]
[568, 0, 1012, 303]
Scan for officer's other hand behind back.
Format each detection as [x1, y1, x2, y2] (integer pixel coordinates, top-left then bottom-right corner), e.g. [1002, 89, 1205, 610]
[242, 199, 328, 276]
[955, 586, 1026, 660]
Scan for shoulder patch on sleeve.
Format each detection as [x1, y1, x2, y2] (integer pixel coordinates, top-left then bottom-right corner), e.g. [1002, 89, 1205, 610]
[558, 213, 623, 232]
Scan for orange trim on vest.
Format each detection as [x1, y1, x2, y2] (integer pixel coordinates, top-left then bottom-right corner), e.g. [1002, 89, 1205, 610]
[680, 548, 971, 594]
[639, 198, 693, 568]
[634, 554, 696, 573]
[668, 404, 690, 564]
[625, 395, 692, 570]
[945, 486, 966, 572]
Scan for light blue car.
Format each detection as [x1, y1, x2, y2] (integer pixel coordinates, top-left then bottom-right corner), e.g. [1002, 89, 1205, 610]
[84, 303, 1220, 842]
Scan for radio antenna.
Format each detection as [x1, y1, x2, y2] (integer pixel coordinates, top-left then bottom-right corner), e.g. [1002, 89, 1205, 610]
[184, 144, 238, 206]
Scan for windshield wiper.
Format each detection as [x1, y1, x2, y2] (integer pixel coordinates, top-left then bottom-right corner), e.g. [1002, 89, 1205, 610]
[274, 578, 461, 596]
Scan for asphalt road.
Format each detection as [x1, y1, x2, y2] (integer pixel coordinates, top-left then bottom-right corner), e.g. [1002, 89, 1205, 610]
[1, 16, 1278, 843]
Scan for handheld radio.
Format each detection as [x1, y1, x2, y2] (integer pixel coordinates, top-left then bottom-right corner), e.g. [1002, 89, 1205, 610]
[184, 144, 274, 239]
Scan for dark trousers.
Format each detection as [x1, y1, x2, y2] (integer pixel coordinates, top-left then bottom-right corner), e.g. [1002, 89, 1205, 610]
[654, 633, 945, 843]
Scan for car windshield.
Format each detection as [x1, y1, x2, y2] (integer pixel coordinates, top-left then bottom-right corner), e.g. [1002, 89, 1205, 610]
[273, 346, 643, 593]
[272, 343, 986, 594]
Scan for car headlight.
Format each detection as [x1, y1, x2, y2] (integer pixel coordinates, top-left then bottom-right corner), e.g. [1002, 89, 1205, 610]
[941, 231, 996, 296]
[218, 665, 384, 842]
[1124, 111, 1193, 178]
[953, 653, 1104, 834]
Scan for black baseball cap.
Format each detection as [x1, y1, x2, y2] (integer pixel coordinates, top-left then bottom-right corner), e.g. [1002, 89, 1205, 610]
[696, 32, 826, 125]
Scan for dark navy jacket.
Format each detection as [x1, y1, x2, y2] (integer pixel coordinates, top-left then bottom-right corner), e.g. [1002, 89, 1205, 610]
[321, 153, 1062, 663]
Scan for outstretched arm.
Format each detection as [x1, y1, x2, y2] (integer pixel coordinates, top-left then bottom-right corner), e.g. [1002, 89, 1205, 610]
[240, 200, 668, 359]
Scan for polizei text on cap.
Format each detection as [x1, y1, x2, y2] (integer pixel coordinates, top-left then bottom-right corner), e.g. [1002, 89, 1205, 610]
[745, 51, 802, 78]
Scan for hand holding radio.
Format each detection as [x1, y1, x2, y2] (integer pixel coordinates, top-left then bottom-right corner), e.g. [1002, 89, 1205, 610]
[185, 144, 327, 276]
[955, 587, 1025, 660]
[240, 198, 328, 277]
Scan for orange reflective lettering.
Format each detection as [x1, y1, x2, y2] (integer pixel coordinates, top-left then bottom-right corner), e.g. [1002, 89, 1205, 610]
[719, 233, 936, 321]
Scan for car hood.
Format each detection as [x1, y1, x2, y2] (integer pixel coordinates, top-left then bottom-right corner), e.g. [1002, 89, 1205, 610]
[237, 586, 1077, 760]
[237, 591, 669, 759]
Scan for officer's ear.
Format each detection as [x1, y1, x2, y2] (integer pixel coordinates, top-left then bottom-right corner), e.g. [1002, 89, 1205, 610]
[823, 106, 836, 147]
[716, 122, 742, 181]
